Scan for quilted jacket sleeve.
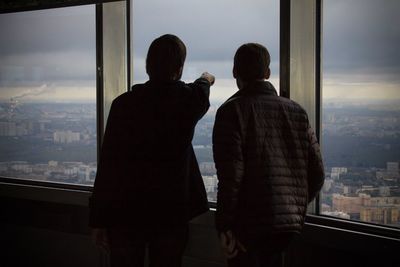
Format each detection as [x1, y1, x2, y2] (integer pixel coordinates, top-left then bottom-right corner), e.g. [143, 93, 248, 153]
[307, 124, 325, 202]
[213, 104, 244, 233]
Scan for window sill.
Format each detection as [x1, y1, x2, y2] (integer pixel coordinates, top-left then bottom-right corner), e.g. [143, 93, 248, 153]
[305, 214, 400, 240]
[1, 178, 399, 244]
[0, 177, 91, 207]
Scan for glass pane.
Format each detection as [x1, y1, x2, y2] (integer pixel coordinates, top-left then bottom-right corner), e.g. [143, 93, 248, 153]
[132, 0, 280, 202]
[0, 6, 97, 185]
[321, 0, 400, 227]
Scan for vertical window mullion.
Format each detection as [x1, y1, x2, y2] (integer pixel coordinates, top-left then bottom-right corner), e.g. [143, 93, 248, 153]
[315, 0, 323, 215]
[280, 0, 291, 98]
[96, 3, 104, 160]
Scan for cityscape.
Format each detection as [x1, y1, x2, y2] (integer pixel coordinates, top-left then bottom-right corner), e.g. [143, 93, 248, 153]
[0, 97, 399, 228]
[320, 99, 400, 227]
[0, 99, 97, 185]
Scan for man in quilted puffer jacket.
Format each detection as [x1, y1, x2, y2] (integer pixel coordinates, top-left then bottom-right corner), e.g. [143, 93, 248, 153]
[213, 43, 324, 267]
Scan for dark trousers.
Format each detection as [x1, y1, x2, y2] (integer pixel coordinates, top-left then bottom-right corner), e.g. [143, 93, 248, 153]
[227, 249, 283, 267]
[227, 232, 295, 267]
[108, 225, 188, 267]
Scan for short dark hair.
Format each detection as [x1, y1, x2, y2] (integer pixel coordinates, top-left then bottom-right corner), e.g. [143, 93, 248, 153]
[146, 34, 186, 81]
[233, 43, 270, 82]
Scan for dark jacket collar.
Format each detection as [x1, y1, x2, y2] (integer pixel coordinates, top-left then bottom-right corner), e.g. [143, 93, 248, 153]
[226, 81, 278, 102]
[146, 79, 184, 87]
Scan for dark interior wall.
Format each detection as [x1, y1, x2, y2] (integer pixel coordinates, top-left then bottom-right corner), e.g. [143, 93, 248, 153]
[2, 224, 101, 267]
[0, 195, 225, 267]
[286, 225, 400, 267]
[1, 195, 399, 267]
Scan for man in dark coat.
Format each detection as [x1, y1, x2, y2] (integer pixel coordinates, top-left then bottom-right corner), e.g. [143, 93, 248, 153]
[213, 43, 324, 267]
[90, 34, 215, 267]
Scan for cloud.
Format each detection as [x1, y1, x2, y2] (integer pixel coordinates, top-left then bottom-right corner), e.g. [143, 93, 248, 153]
[323, 0, 400, 74]
[0, 50, 95, 86]
[132, 0, 279, 79]
[323, 80, 400, 100]
[12, 84, 51, 100]
[0, 83, 95, 102]
[0, 0, 399, 102]
[0, 5, 96, 87]
[132, 0, 280, 62]
[0, 5, 95, 56]
[133, 56, 279, 81]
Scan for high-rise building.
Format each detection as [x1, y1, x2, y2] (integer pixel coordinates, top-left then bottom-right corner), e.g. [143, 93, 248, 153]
[387, 162, 399, 175]
[0, 121, 16, 136]
[333, 193, 400, 223]
[361, 206, 400, 225]
[53, 130, 80, 144]
[331, 167, 348, 180]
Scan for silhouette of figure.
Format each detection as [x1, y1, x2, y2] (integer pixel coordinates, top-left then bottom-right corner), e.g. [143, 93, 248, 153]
[213, 43, 324, 267]
[90, 34, 215, 267]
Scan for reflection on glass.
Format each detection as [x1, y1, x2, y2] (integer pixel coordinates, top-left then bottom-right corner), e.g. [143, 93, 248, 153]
[103, 1, 128, 127]
[0, 6, 97, 185]
[132, 0, 279, 201]
[321, 0, 400, 227]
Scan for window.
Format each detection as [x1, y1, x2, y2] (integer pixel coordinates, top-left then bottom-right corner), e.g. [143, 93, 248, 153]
[132, 0, 279, 201]
[0, 6, 97, 185]
[321, 0, 400, 227]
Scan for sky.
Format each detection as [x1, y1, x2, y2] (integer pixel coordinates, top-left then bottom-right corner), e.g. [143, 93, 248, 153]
[0, 5, 96, 102]
[0, 0, 399, 102]
[131, 0, 279, 101]
[323, 0, 400, 100]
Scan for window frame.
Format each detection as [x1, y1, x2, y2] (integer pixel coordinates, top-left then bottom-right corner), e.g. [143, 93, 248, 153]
[0, 0, 399, 241]
[0, 0, 130, 196]
[0, 0, 121, 14]
[280, 0, 400, 238]
[313, 0, 400, 236]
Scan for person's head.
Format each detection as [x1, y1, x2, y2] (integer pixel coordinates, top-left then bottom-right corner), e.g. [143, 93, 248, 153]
[233, 43, 271, 86]
[146, 34, 186, 81]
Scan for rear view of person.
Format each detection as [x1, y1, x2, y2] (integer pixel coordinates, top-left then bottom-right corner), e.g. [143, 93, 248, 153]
[89, 34, 215, 267]
[213, 43, 324, 267]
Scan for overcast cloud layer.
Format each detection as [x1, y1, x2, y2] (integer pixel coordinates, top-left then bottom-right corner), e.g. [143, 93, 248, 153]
[0, 5, 95, 90]
[132, 0, 279, 81]
[324, 0, 400, 80]
[0, 0, 399, 101]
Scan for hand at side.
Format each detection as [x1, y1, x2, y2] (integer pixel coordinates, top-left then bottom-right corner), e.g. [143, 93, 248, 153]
[91, 228, 110, 253]
[219, 230, 247, 259]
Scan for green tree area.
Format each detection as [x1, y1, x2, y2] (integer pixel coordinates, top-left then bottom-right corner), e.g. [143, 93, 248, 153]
[323, 135, 400, 168]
